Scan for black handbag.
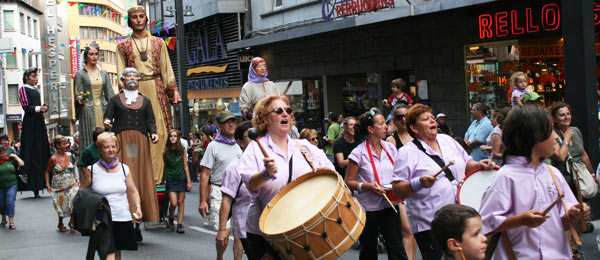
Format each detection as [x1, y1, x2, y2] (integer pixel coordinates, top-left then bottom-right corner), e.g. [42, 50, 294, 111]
[11, 159, 27, 190]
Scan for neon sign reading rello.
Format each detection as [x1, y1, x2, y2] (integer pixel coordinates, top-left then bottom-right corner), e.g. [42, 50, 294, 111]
[478, 3, 560, 39]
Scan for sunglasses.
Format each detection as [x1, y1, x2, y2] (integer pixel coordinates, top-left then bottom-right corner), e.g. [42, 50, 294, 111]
[266, 107, 293, 116]
[395, 114, 406, 121]
[310, 137, 318, 141]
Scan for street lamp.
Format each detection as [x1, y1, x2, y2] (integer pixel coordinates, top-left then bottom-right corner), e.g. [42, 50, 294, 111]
[174, 0, 193, 139]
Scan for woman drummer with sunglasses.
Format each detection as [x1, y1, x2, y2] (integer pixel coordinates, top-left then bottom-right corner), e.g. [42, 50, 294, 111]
[299, 128, 319, 147]
[238, 95, 334, 260]
[345, 108, 408, 260]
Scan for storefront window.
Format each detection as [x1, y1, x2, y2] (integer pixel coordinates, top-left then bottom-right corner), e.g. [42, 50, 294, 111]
[465, 37, 568, 116]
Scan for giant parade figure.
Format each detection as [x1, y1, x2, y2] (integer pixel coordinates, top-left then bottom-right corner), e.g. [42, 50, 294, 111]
[116, 6, 181, 182]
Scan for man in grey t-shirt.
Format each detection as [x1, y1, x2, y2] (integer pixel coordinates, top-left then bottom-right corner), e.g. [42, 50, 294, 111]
[198, 111, 242, 258]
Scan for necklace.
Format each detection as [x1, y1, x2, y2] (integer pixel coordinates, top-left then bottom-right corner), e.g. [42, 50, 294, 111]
[133, 35, 149, 62]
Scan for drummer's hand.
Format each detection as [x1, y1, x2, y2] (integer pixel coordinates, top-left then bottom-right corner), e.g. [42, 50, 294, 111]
[477, 159, 496, 170]
[520, 210, 549, 228]
[263, 158, 277, 176]
[198, 200, 209, 218]
[216, 228, 230, 248]
[569, 203, 591, 221]
[419, 175, 437, 188]
[368, 183, 386, 197]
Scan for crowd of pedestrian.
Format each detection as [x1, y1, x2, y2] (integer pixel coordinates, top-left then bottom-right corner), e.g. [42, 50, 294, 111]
[4, 10, 599, 259]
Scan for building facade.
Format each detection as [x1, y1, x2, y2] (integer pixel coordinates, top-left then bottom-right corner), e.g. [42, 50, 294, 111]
[1, 0, 44, 141]
[145, 0, 247, 132]
[229, 0, 599, 138]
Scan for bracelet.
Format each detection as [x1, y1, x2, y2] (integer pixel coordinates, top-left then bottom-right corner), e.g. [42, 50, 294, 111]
[260, 169, 276, 181]
[135, 204, 141, 209]
[357, 182, 363, 192]
[410, 177, 423, 191]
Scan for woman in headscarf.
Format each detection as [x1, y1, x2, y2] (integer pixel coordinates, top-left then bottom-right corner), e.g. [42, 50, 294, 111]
[239, 57, 280, 119]
[74, 41, 115, 150]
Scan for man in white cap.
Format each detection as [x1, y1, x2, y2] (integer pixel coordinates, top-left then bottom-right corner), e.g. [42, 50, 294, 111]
[116, 5, 181, 183]
[436, 113, 453, 137]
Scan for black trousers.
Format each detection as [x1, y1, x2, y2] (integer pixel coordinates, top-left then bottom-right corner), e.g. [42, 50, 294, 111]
[359, 207, 408, 260]
[414, 230, 443, 260]
[246, 232, 282, 260]
[240, 238, 255, 260]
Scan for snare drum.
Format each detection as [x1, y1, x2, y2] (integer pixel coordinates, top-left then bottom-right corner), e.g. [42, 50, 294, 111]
[457, 168, 498, 211]
[383, 184, 404, 204]
[259, 169, 366, 260]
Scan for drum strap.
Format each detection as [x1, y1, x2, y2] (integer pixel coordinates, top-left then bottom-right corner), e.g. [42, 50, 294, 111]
[293, 140, 315, 171]
[365, 140, 394, 185]
[546, 164, 582, 246]
[411, 139, 454, 181]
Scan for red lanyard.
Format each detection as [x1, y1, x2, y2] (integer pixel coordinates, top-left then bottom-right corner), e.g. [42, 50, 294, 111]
[366, 140, 394, 185]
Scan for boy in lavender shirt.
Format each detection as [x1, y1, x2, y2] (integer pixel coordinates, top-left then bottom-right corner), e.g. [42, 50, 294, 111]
[479, 106, 590, 259]
[216, 121, 254, 260]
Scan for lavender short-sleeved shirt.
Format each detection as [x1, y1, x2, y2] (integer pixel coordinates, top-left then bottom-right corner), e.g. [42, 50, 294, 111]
[392, 134, 472, 233]
[239, 134, 335, 235]
[479, 156, 578, 260]
[348, 140, 397, 212]
[220, 159, 251, 239]
[511, 87, 530, 107]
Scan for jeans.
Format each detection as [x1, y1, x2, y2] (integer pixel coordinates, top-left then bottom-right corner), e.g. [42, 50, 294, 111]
[327, 155, 335, 165]
[0, 184, 17, 217]
[359, 207, 408, 260]
[414, 230, 443, 260]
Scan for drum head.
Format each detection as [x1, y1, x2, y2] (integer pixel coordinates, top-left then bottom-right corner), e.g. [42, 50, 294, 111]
[458, 169, 498, 211]
[261, 170, 339, 235]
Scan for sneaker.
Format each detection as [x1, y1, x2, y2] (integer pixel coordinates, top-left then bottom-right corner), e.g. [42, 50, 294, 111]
[176, 224, 184, 234]
[585, 221, 595, 233]
[167, 218, 175, 231]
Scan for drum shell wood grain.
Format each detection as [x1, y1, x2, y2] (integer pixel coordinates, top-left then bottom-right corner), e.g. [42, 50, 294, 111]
[259, 168, 366, 260]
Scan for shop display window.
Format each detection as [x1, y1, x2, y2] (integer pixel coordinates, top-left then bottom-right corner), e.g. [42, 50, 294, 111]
[466, 39, 569, 116]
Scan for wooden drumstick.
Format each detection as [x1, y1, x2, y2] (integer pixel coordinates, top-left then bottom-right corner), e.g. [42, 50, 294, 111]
[248, 128, 269, 158]
[433, 160, 455, 178]
[375, 183, 398, 214]
[542, 194, 564, 216]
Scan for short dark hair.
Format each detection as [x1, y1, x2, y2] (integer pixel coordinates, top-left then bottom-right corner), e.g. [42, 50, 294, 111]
[502, 105, 553, 163]
[22, 67, 38, 84]
[92, 127, 105, 143]
[549, 101, 571, 119]
[200, 126, 214, 138]
[235, 121, 253, 141]
[494, 106, 511, 129]
[0, 134, 8, 141]
[392, 104, 409, 115]
[391, 78, 407, 92]
[328, 112, 338, 122]
[432, 204, 481, 256]
[353, 108, 382, 141]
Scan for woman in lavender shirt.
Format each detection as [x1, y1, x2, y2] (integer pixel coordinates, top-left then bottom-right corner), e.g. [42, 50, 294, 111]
[479, 105, 589, 259]
[345, 108, 408, 260]
[238, 95, 334, 259]
[392, 104, 494, 260]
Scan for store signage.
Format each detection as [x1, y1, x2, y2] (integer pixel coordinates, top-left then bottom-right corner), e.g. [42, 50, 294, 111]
[322, 0, 394, 21]
[478, 3, 560, 39]
[6, 114, 22, 123]
[70, 38, 79, 77]
[519, 43, 600, 59]
[187, 77, 228, 90]
[45, 0, 61, 115]
[187, 26, 227, 66]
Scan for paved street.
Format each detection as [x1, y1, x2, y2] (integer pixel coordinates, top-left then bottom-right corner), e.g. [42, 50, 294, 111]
[0, 183, 359, 259]
[2, 183, 600, 259]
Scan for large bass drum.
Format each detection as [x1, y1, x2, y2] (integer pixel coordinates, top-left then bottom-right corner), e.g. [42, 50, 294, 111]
[259, 168, 366, 260]
[457, 168, 498, 211]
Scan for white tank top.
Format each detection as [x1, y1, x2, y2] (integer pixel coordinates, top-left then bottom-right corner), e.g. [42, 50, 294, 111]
[88, 163, 132, 221]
